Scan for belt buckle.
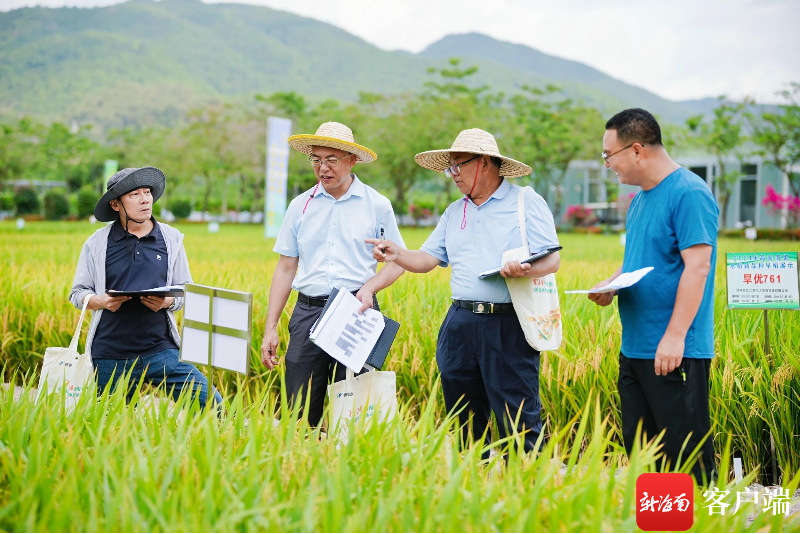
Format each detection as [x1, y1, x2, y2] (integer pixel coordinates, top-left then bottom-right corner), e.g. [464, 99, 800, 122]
[473, 302, 491, 314]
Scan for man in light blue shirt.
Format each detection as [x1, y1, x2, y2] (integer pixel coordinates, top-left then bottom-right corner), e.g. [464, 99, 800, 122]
[260, 122, 405, 426]
[368, 128, 560, 454]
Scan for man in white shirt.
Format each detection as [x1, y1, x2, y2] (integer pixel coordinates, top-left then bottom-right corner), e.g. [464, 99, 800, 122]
[261, 122, 405, 426]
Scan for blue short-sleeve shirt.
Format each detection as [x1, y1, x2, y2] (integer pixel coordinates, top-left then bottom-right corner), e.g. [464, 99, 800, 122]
[273, 174, 405, 296]
[619, 167, 719, 359]
[421, 180, 559, 302]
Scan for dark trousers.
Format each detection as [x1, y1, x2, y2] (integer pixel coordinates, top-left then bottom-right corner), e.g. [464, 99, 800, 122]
[618, 353, 716, 484]
[93, 348, 222, 408]
[436, 304, 543, 454]
[284, 296, 378, 427]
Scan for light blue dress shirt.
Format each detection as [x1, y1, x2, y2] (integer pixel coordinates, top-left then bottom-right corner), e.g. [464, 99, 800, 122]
[274, 174, 405, 297]
[421, 179, 559, 303]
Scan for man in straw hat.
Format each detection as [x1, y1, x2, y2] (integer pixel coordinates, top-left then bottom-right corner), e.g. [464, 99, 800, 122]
[367, 128, 560, 454]
[261, 122, 406, 426]
[69, 167, 222, 408]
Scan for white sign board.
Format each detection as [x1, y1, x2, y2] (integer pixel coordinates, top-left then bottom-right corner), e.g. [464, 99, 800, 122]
[180, 284, 253, 375]
[265, 116, 292, 238]
[726, 252, 800, 310]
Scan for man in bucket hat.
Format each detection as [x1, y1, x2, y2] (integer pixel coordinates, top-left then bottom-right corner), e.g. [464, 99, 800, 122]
[261, 122, 406, 427]
[367, 128, 560, 454]
[69, 167, 222, 408]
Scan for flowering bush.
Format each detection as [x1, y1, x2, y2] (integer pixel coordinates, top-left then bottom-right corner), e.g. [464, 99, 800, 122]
[408, 203, 432, 221]
[564, 205, 598, 227]
[618, 192, 636, 217]
[762, 184, 800, 227]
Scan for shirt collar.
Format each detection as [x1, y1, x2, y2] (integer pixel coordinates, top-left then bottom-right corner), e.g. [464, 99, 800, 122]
[468, 178, 511, 208]
[490, 178, 511, 200]
[111, 217, 159, 241]
[317, 174, 365, 201]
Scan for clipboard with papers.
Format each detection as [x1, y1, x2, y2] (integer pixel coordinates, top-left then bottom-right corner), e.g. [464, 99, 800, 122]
[478, 246, 562, 279]
[107, 285, 185, 297]
[309, 287, 401, 372]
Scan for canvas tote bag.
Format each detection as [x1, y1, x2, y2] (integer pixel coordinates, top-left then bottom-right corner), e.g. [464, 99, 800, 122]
[328, 368, 398, 443]
[36, 295, 94, 409]
[501, 186, 563, 351]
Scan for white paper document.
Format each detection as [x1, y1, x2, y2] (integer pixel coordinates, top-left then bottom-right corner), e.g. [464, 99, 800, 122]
[309, 288, 385, 372]
[107, 285, 185, 296]
[565, 266, 654, 294]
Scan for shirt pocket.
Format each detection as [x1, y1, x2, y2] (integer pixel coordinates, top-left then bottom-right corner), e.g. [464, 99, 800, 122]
[340, 214, 377, 256]
[296, 214, 328, 255]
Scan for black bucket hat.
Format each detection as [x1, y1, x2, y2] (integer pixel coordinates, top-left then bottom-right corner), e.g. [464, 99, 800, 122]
[94, 167, 166, 222]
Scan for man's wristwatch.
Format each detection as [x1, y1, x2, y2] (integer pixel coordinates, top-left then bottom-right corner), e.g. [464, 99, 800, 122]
[167, 298, 177, 312]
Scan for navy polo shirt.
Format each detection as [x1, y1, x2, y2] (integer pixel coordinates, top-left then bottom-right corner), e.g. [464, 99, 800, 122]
[92, 219, 178, 360]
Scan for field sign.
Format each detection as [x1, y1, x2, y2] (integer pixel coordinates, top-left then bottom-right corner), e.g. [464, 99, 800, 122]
[726, 252, 799, 310]
[180, 284, 253, 375]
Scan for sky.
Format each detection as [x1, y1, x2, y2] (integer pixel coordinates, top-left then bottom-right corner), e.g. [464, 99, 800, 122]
[2, 0, 799, 103]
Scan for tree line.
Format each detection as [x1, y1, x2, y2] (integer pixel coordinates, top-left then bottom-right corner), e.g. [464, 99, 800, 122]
[1, 62, 798, 226]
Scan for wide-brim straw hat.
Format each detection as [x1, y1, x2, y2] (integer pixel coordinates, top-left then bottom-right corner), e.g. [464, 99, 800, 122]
[415, 128, 532, 178]
[287, 122, 377, 163]
[94, 167, 166, 222]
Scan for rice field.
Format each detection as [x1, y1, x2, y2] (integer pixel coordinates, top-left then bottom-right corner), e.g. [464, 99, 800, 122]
[0, 221, 798, 531]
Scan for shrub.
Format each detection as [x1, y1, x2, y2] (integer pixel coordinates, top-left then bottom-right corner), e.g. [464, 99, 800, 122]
[44, 189, 70, 220]
[617, 192, 635, 218]
[564, 205, 598, 227]
[0, 192, 14, 211]
[14, 187, 40, 215]
[573, 225, 603, 234]
[719, 227, 800, 240]
[409, 203, 433, 221]
[170, 199, 192, 219]
[77, 188, 97, 219]
[763, 184, 800, 229]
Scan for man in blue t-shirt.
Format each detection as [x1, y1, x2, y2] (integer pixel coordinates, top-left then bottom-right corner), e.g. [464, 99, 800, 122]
[589, 109, 719, 484]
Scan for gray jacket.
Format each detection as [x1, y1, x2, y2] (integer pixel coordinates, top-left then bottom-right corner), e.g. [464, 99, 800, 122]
[69, 222, 193, 355]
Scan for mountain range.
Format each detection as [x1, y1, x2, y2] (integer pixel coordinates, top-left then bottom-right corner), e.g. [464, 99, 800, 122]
[0, 0, 719, 130]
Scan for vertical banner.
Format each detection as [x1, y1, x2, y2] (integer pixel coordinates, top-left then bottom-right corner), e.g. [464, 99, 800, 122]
[102, 160, 118, 193]
[265, 117, 292, 238]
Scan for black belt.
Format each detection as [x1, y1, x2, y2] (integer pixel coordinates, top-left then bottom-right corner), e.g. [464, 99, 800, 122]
[297, 292, 331, 307]
[298, 290, 361, 307]
[452, 300, 516, 314]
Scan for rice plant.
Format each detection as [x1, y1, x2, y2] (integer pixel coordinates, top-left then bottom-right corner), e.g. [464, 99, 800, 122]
[0, 221, 799, 531]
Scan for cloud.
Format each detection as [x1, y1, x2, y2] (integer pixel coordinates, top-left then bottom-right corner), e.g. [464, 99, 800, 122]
[3, 0, 798, 102]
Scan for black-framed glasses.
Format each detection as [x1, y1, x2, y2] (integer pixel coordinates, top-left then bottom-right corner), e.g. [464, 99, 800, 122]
[308, 153, 353, 167]
[444, 155, 481, 178]
[601, 143, 645, 163]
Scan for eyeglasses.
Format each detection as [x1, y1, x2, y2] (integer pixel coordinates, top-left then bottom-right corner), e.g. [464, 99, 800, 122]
[308, 154, 353, 167]
[601, 143, 645, 163]
[444, 155, 481, 178]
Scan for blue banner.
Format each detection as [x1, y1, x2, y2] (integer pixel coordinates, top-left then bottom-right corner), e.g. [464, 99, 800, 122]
[265, 117, 292, 238]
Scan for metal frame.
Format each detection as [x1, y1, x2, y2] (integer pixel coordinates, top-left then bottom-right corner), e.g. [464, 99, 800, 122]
[179, 283, 253, 376]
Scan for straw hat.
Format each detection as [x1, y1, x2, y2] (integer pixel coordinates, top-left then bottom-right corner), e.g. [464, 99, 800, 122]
[415, 128, 532, 178]
[287, 122, 377, 163]
[94, 167, 166, 222]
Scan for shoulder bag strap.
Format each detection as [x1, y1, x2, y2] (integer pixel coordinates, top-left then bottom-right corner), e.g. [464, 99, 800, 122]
[68, 294, 92, 352]
[517, 186, 531, 252]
